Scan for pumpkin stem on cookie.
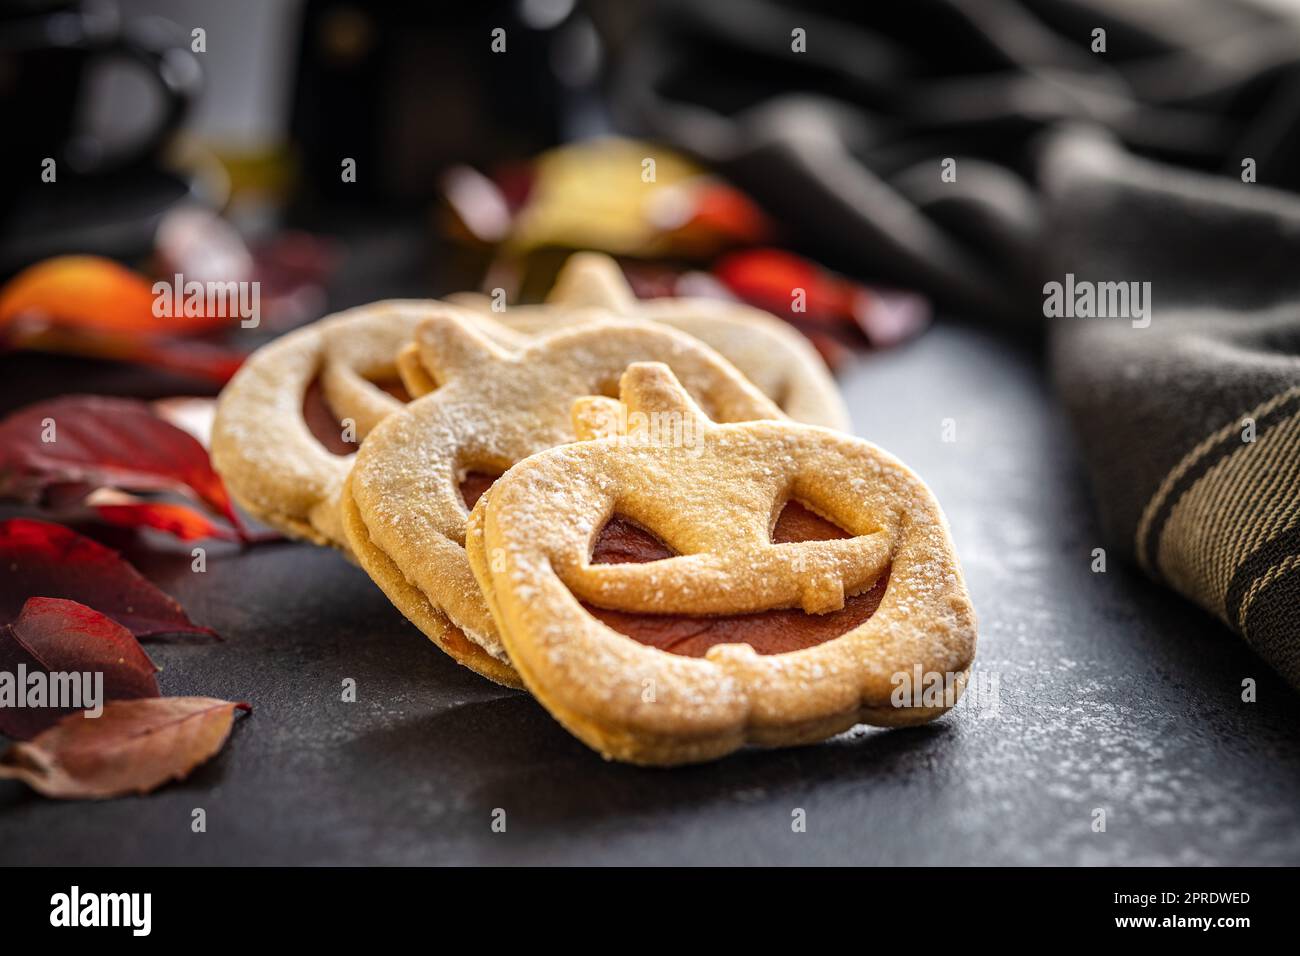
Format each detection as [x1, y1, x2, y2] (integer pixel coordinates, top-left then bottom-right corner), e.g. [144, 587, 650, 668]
[396, 343, 438, 398]
[617, 362, 712, 431]
[546, 252, 637, 312]
[415, 311, 513, 385]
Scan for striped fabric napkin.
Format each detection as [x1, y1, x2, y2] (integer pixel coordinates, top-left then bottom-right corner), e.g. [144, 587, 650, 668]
[1045, 128, 1300, 688]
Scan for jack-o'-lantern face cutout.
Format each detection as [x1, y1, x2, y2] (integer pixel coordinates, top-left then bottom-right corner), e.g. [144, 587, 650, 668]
[342, 311, 784, 688]
[466, 363, 977, 765]
[581, 503, 893, 659]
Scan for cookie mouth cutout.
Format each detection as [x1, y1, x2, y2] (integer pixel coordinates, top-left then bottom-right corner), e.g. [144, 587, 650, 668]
[581, 501, 889, 657]
[303, 374, 411, 455]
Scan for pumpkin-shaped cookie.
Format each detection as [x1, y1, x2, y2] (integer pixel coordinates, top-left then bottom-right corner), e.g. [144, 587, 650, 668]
[342, 311, 785, 688]
[466, 362, 977, 765]
[446, 251, 849, 430]
[212, 301, 519, 546]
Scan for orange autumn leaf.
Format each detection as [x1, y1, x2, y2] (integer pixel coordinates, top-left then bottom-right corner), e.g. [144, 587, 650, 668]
[0, 697, 251, 799]
[87, 492, 244, 542]
[0, 255, 227, 338]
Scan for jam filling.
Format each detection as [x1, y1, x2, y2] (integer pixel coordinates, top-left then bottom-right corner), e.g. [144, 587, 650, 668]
[582, 501, 888, 657]
[376, 379, 413, 403]
[459, 471, 501, 510]
[302, 376, 411, 455]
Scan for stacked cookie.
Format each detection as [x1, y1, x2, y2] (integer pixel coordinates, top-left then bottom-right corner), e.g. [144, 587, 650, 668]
[212, 253, 976, 765]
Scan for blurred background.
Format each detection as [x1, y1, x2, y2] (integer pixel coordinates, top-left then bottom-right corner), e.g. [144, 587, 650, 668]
[8, 0, 914, 402]
[5, 0, 1300, 399]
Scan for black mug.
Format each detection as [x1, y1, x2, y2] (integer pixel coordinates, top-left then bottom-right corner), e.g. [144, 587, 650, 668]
[0, 0, 201, 182]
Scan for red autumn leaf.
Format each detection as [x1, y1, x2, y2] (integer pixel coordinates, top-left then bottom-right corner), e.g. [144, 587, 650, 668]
[86, 490, 243, 542]
[0, 518, 218, 641]
[0, 697, 250, 799]
[97, 337, 243, 384]
[0, 395, 250, 539]
[714, 248, 854, 325]
[677, 180, 774, 245]
[713, 248, 931, 350]
[5, 598, 159, 695]
[0, 320, 246, 384]
[0, 597, 160, 739]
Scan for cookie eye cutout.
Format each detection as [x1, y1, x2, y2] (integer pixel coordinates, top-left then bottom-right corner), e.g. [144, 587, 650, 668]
[590, 515, 678, 564]
[771, 499, 852, 543]
[459, 469, 503, 511]
[302, 374, 412, 455]
[373, 377, 412, 403]
[302, 376, 356, 455]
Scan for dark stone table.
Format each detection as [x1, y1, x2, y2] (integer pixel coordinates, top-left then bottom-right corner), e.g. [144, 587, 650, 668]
[3, 278, 1299, 865]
